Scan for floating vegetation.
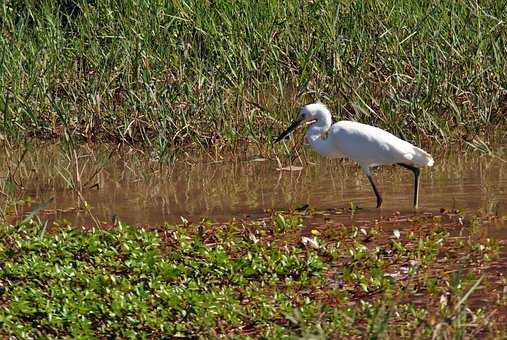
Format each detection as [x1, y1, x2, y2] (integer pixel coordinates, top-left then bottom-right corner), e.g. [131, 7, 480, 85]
[0, 210, 505, 337]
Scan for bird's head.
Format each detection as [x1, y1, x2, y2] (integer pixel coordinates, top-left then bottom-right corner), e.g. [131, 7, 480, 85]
[274, 103, 326, 143]
[299, 103, 325, 123]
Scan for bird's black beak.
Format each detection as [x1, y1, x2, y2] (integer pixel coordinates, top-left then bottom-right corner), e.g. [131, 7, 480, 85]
[274, 118, 304, 143]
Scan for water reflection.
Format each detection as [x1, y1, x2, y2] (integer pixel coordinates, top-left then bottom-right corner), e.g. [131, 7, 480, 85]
[0, 144, 506, 227]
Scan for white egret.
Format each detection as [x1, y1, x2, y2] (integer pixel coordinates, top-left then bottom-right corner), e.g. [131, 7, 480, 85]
[275, 103, 434, 208]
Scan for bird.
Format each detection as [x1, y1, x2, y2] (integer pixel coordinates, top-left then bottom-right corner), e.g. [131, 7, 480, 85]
[274, 103, 434, 208]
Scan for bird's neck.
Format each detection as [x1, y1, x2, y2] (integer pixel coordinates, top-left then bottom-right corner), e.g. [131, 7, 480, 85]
[305, 112, 332, 142]
[305, 112, 337, 157]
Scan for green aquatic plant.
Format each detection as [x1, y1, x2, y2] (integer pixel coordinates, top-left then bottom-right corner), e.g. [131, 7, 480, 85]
[0, 210, 504, 337]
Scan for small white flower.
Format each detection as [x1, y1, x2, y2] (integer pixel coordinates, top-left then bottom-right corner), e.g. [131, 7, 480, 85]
[393, 229, 401, 239]
[440, 293, 448, 307]
[301, 236, 320, 249]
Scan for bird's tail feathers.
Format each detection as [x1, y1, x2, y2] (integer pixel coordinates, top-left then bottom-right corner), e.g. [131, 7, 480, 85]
[408, 146, 434, 167]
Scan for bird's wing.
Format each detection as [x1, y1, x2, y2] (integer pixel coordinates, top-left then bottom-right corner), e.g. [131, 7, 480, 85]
[330, 121, 433, 167]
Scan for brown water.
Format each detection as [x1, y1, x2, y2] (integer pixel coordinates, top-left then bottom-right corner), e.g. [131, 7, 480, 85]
[2, 144, 506, 229]
[2, 144, 506, 319]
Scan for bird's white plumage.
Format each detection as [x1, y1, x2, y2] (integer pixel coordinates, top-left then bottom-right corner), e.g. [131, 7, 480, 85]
[275, 102, 434, 208]
[301, 103, 434, 175]
[329, 121, 433, 166]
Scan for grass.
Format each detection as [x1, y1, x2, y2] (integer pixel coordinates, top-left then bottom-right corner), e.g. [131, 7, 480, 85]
[1, 2, 506, 335]
[1, 0, 506, 155]
[0, 210, 505, 337]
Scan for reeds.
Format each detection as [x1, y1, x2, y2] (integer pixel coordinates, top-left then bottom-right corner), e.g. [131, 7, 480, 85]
[1, 0, 506, 153]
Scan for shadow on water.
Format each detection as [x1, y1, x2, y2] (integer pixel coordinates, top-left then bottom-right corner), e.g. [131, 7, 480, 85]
[1, 143, 506, 230]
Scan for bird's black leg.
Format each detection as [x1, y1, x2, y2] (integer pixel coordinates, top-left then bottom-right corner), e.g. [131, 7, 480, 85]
[397, 163, 421, 208]
[367, 175, 383, 208]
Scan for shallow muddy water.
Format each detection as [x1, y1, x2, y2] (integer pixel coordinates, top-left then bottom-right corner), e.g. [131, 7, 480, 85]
[2, 144, 506, 230]
[3, 144, 507, 322]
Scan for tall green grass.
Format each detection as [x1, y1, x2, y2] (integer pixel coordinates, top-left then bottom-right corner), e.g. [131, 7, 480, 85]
[1, 0, 506, 154]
